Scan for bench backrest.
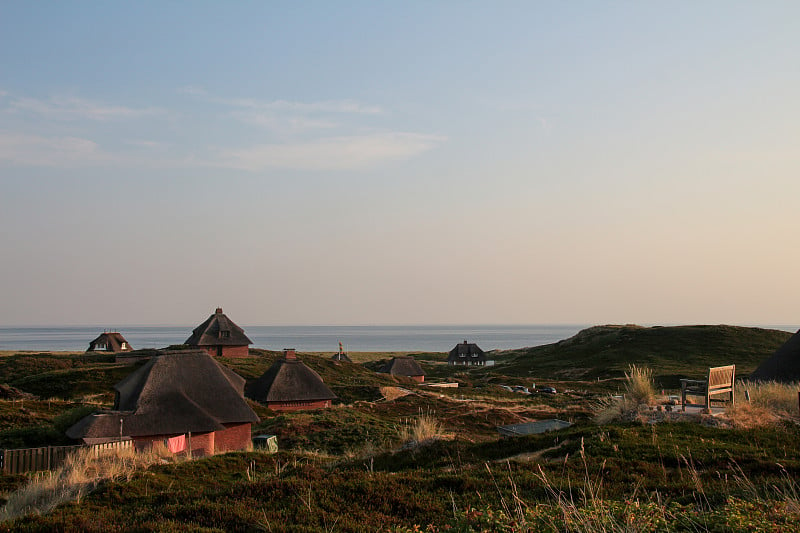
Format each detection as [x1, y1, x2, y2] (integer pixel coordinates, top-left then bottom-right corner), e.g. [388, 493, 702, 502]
[707, 365, 735, 391]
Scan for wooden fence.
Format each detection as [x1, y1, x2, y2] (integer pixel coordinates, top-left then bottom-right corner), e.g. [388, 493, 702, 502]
[0, 440, 133, 475]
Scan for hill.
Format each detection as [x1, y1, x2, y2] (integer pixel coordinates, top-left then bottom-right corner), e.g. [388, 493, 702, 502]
[495, 324, 791, 386]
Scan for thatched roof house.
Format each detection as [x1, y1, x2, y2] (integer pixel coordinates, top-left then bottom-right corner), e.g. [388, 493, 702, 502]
[185, 307, 252, 358]
[67, 350, 259, 456]
[751, 328, 800, 382]
[87, 332, 132, 353]
[247, 349, 337, 411]
[447, 340, 486, 366]
[380, 356, 426, 383]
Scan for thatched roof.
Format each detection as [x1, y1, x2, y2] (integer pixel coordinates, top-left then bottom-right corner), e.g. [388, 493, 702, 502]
[185, 308, 252, 347]
[247, 350, 337, 403]
[87, 332, 132, 352]
[447, 341, 485, 362]
[751, 329, 800, 382]
[67, 350, 258, 440]
[380, 356, 425, 377]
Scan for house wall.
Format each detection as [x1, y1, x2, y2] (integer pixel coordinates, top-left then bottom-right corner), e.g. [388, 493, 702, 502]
[411, 375, 425, 383]
[197, 345, 250, 358]
[131, 431, 215, 457]
[214, 423, 252, 452]
[266, 399, 332, 412]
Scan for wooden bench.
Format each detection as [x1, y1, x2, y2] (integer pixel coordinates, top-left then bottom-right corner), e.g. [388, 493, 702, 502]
[681, 365, 735, 412]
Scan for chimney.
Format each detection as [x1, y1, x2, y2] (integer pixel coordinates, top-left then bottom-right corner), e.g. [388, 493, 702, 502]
[284, 348, 296, 360]
[215, 307, 223, 314]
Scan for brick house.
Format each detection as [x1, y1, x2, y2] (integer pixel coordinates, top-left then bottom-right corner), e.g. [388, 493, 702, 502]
[247, 349, 337, 411]
[185, 307, 252, 358]
[66, 350, 259, 456]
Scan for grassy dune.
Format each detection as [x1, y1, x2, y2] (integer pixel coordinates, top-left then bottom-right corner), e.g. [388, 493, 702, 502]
[0, 325, 796, 531]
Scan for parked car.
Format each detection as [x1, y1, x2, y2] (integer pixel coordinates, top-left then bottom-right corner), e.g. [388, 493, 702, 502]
[538, 386, 557, 394]
[512, 386, 530, 394]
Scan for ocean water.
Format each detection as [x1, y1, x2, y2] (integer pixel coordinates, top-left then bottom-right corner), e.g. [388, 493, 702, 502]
[0, 324, 587, 353]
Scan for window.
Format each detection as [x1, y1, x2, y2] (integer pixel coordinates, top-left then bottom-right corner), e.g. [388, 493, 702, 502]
[220, 331, 231, 339]
[121, 342, 127, 349]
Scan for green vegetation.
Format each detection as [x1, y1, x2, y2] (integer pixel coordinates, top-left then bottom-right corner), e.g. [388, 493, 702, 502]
[496, 324, 790, 386]
[0, 324, 796, 531]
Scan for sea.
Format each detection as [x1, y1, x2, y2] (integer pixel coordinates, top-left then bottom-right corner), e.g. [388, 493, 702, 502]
[0, 324, 589, 353]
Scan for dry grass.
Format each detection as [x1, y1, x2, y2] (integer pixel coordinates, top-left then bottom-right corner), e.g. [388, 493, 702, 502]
[398, 413, 446, 447]
[379, 386, 413, 401]
[726, 380, 799, 428]
[1, 444, 179, 521]
[593, 365, 656, 424]
[624, 364, 655, 406]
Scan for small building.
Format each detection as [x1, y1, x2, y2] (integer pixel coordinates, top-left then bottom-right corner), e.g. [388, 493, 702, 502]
[331, 341, 352, 363]
[751, 328, 800, 382]
[66, 350, 259, 456]
[87, 332, 133, 353]
[447, 340, 486, 366]
[247, 349, 337, 411]
[185, 307, 252, 358]
[379, 356, 426, 383]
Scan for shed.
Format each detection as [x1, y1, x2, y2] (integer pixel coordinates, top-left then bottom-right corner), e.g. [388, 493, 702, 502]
[497, 419, 572, 437]
[67, 350, 259, 456]
[447, 340, 486, 366]
[751, 328, 800, 382]
[380, 356, 426, 383]
[185, 307, 252, 358]
[87, 332, 133, 353]
[247, 349, 337, 411]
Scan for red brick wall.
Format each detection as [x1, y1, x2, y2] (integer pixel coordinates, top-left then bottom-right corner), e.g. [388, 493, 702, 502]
[221, 345, 249, 358]
[131, 432, 215, 457]
[197, 345, 249, 358]
[267, 399, 332, 412]
[215, 423, 252, 452]
[411, 375, 425, 383]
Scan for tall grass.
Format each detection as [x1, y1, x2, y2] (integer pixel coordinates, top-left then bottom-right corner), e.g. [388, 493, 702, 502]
[624, 364, 655, 406]
[1, 444, 178, 521]
[726, 380, 799, 428]
[397, 413, 445, 447]
[594, 365, 656, 424]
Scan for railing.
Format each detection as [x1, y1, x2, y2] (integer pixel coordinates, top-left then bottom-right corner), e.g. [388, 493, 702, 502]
[0, 440, 133, 474]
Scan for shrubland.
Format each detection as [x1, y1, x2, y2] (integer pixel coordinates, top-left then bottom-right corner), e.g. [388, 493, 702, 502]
[0, 325, 796, 531]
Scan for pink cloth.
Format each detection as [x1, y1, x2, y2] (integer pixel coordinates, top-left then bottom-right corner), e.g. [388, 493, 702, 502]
[166, 434, 186, 453]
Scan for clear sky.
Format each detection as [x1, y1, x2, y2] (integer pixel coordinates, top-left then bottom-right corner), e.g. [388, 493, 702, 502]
[1, 2, 799, 327]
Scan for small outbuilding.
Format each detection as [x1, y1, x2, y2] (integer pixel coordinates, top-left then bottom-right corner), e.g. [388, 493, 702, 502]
[87, 332, 133, 353]
[66, 350, 259, 456]
[380, 356, 426, 383]
[247, 349, 337, 411]
[750, 328, 800, 382]
[185, 307, 252, 358]
[447, 340, 486, 366]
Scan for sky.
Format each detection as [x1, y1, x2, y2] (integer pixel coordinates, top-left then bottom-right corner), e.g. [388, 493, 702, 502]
[1, 1, 799, 327]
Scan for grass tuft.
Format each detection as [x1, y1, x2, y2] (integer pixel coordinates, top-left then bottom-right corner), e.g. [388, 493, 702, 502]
[1, 444, 178, 521]
[398, 413, 445, 447]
